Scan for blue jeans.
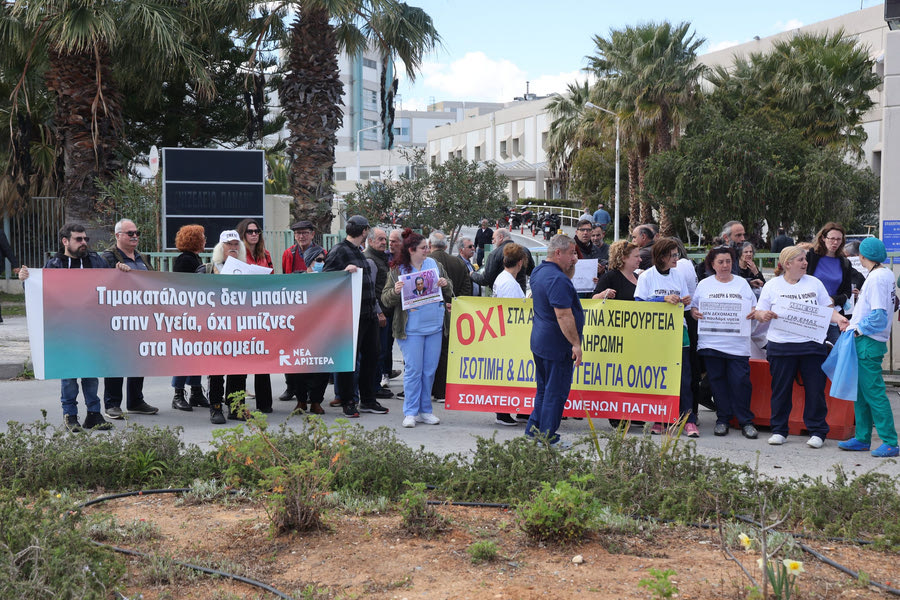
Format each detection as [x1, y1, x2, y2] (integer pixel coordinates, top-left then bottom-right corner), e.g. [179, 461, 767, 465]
[171, 375, 201, 388]
[397, 332, 442, 416]
[700, 349, 754, 426]
[61, 378, 101, 417]
[525, 355, 575, 444]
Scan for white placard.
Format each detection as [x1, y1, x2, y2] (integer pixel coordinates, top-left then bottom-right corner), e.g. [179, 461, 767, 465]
[221, 256, 273, 275]
[769, 300, 833, 343]
[697, 298, 752, 337]
[573, 259, 598, 293]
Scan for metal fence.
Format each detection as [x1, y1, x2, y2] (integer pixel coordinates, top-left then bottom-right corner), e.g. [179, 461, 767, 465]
[3, 197, 66, 277]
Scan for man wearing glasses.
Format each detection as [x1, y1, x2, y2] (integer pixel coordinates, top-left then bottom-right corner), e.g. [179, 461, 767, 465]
[18, 223, 128, 432]
[457, 237, 480, 297]
[101, 219, 159, 418]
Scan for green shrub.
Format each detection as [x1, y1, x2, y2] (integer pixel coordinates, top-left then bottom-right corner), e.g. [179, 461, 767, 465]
[518, 475, 599, 543]
[399, 481, 448, 537]
[467, 540, 500, 563]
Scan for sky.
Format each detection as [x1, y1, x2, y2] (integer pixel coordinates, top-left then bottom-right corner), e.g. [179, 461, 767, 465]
[394, 0, 885, 111]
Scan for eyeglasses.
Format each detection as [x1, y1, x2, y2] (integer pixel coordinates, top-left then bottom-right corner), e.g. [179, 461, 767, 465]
[464, 245, 475, 249]
[296, 230, 313, 235]
[120, 230, 140, 237]
[825, 236, 843, 242]
[669, 251, 681, 258]
[70, 236, 89, 242]
[245, 229, 261, 235]
[577, 227, 592, 232]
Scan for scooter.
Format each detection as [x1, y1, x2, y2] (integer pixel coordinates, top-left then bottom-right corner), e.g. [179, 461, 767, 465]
[538, 211, 561, 240]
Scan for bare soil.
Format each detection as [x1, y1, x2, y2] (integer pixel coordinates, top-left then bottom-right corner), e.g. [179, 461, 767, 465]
[88, 494, 897, 599]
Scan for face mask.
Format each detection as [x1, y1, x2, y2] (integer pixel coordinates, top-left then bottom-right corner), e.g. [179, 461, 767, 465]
[313, 262, 324, 272]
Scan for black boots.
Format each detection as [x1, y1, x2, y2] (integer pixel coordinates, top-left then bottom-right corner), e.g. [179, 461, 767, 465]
[172, 388, 192, 411]
[210, 403, 226, 424]
[188, 385, 209, 407]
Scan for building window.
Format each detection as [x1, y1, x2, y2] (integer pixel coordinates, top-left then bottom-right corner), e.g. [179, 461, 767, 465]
[499, 140, 508, 158]
[362, 119, 379, 140]
[512, 137, 520, 157]
[334, 169, 347, 181]
[364, 89, 378, 111]
[541, 131, 549, 151]
[393, 126, 410, 137]
[359, 168, 381, 180]
[363, 57, 377, 69]
[474, 146, 482, 161]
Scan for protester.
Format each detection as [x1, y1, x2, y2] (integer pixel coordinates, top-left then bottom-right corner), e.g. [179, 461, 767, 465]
[524, 234, 583, 449]
[205, 230, 250, 424]
[492, 243, 528, 426]
[18, 223, 127, 432]
[591, 224, 609, 264]
[324, 215, 388, 418]
[473, 219, 493, 267]
[470, 228, 534, 293]
[738, 242, 766, 293]
[278, 220, 315, 405]
[771, 227, 794, 254]
[233, 218, 274, 414]
[635, 238, 698, 437]
[170, 224, 209, 412]
[101, 219, 158, 419]
[428, 231, 469, 403]
[807, 222, 853, 345]
[690, 247, 758, 438]
[457, 237, 481, 297]
[0, 229, 19, 323]
[592, 240, 639, 301]
[754, 246, 849, 448]
[382, 229, 452, 428]
[593, 203, 611, 228]
[630, 225, 656, 271]
[837, 238, 899, 458]
[365, 227, 395, 400]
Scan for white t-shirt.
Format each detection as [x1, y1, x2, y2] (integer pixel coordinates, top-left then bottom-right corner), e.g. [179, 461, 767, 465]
[848, 266, 896, 343]
[757, 274, 832, 345]
[636, 266, 689, 302]
[691, 276, 757, 356]
[675, 258, 698, 297]
[493, 269, 525, 299]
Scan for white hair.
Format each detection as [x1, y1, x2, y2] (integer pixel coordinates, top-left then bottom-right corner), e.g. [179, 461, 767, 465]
[114, 219, 134, 234]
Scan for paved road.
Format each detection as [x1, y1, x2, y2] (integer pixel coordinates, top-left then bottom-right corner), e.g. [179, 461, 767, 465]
[1, 313, 898, 482]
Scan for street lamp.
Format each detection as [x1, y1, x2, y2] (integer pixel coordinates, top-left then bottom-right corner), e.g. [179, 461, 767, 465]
[584, 102, 621, 241]
[356, 124, 382, 182]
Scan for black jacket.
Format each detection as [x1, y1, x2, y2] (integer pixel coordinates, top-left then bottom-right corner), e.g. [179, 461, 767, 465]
[470, 239, 534, 293]
[806, 250, 852, 309]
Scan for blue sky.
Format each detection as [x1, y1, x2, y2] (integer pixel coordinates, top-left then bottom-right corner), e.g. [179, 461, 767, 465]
[395, 0, 885, 110]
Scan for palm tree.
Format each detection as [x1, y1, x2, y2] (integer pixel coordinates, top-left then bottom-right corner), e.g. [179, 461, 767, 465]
[368, 2, 440, 149]
[545, 80, 593, 199]
[8, 0, 216, 235]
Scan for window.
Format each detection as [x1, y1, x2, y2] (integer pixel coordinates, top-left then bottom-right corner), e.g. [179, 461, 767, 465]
[362, 119, 379, 141]
[393, 126, 410, 137]
[362, 57, 377, 69]
[334, 169, 347, 181]
[364, 89, 378, 111]
[499, 140, 508, 158]
[512, 137, 520, 157]
[474, 146, 482, 161]
[359, 168, 381, 180]
[541, 131, 549, 151]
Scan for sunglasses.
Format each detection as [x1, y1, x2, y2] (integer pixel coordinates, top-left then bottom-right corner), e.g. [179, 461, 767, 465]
[246, 229, 261, 235]
[120, 230, 140, 237]
[70, 236, 90, 242]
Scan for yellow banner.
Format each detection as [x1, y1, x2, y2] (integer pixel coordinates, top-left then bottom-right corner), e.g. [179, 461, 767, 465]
[446, 297, 684, 421]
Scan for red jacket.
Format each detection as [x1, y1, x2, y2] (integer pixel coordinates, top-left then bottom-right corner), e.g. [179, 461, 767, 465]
[246, 249, 273, 270]
[281, 245, 309, 274]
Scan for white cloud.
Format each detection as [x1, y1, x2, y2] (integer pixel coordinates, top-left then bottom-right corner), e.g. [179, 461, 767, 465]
[707, 40, 740, 53]
[774, 18, 804, 32]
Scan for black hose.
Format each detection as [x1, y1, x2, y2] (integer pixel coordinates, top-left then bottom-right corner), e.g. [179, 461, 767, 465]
[77, 488, 294, 600]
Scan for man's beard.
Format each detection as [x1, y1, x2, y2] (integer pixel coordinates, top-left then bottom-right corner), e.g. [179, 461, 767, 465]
[71, 245, 88, 258]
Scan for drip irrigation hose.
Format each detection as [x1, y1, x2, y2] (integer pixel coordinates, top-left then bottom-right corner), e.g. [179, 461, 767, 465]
[75, 488, 294, 600]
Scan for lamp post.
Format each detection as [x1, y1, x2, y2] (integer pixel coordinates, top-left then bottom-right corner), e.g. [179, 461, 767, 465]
[584, 102, 621, 241]
[356, 124, 382, 182]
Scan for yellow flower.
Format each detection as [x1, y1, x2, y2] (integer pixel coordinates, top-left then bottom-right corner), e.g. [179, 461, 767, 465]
[782, 559, 804, 574]
[55, 493, 62, 499]
[738, 533, 752, 551]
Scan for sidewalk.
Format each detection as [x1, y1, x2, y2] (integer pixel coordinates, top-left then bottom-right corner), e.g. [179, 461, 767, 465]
[0, 315, 30, 379]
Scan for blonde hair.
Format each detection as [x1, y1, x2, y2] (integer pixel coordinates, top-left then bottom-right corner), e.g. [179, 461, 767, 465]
[608, 240, 638, 271]
[774, 245, 806, 277]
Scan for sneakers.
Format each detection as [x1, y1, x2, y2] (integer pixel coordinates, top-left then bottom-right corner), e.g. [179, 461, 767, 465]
[433, 397, 446, 404]
[713, 423, 729, 436]
[838, 438, 871, 451]
[871, 443, 900, 458]
[496, 413, 518, 426]
[768, 434, 786, 445]
[684, 423, 700, 438]
[104, 406, 124, 420]
[342, 404, 360, 418]
[210, 403, 227, 424]
[82, 412, 113, 431]
[402, 415, 416, 427]
[741, 424, 759, 439]
[278, 388, 295, 402]
[172, 388, 192, 411]
[375, 386, 394, 399]
[188, 386, 209, 407]
[390, 369, 402, 379]
[415, 413, 440, 425]
[128, 402, 159, 415]
[380, 374, 390, 387]
[807, 435, 824, 449]
[650, 423, 665, 435]
[359, 401, 389, 414]
[64, 414, 83, 433]
[550, 439, 573, 451]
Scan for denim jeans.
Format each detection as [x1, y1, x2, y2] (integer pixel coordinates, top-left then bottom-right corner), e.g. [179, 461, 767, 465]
[60, 378, 101, 416]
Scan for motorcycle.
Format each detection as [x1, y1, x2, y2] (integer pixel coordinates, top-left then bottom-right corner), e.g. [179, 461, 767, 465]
[499, 206, 523, 230]
[536, 211, 561, 240]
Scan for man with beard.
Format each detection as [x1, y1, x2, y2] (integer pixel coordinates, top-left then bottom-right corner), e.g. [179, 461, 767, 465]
[101, 219, 159, 418]
[574, 218, 607, 297]
[524, 234, 583, 450]
[18, 223, 129, 432]
[365, 227, 395, 399]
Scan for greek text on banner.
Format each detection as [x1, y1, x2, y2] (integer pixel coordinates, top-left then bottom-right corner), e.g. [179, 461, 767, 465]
[445, 297, 683, 422]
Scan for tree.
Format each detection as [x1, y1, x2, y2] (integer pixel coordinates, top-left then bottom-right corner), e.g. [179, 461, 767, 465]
[7, 0, 221, 237]
[545, 80, 592, 200]
[344, 149, 508, 248]
[568, 145, 616, 210]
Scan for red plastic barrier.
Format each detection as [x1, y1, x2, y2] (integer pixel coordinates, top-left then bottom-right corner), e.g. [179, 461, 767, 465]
[746, 359, 855, 440]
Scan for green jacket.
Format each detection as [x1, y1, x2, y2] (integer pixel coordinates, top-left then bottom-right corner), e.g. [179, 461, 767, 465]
[382, 261, 454, 340]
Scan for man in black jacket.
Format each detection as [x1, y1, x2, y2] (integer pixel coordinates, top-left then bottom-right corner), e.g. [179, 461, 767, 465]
[473, 219, 494, 267]
[323, 215, 389, 418]
[470, 228, 534, 294]
[365, 227, 394, 399]
[428, 231, 471, 402]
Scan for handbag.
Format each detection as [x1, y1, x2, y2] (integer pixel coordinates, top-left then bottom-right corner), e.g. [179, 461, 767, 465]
[821, 330, 858, 402]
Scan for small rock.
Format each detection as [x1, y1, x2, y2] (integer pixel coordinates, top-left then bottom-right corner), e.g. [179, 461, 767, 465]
[572, 555, 584, 564]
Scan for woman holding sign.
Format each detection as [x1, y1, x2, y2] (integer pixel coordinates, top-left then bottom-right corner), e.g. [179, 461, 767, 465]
[382, 229, 452, 428]
[493, 243, 528, 426]
[635, 238, 698, 437]
[837, 238, 899, 458]
[754, 246, 849, 448]
[690, 247, 758, 438]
